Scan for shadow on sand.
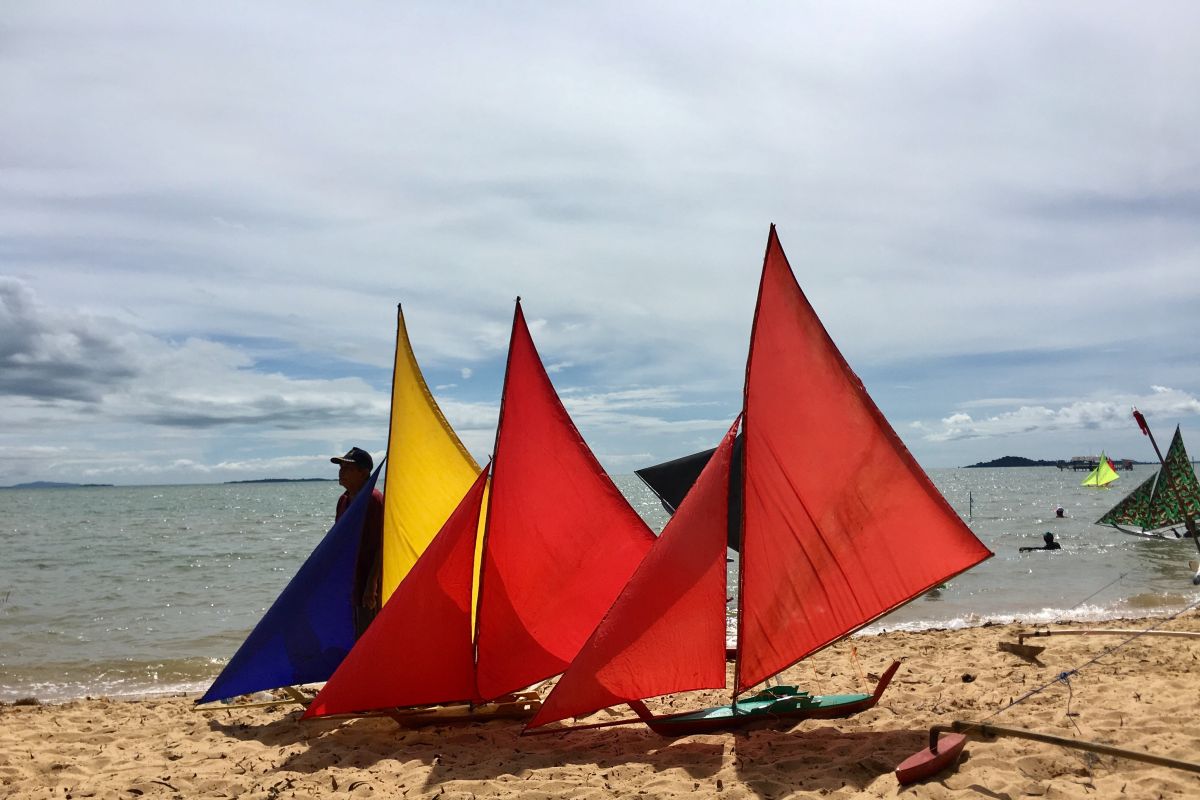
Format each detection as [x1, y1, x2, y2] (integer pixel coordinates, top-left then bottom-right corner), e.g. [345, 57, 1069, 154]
[207, 711, 942, 797]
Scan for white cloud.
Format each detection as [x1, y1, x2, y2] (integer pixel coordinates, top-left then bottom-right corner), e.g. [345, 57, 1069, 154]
[920, 388, 1200, 443]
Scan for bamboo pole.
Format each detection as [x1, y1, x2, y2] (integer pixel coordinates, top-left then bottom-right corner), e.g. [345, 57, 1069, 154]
[1018, 629, 1200, 644]
[933, 720, 1200, 775]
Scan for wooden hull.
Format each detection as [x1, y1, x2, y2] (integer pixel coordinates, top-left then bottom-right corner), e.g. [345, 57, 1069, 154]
[630, 660, 899, 737]
[308, 692, 541, 727]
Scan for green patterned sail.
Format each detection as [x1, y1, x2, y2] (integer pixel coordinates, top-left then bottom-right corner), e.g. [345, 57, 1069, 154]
[1097, 472, 1158, 529]
[1145, 428, 1200, 530]
[1097, 427, 1200, 536]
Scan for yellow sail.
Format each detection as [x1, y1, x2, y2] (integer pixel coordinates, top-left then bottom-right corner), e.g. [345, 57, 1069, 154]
[1081, 451, 1119, 488]
[382, 306, 482, 601]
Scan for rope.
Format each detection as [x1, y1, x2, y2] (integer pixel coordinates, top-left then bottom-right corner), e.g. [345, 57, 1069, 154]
[1059, 673, 1083, 738]
[985, 595, 1200, 725]
[1055, 572, 1128, 623]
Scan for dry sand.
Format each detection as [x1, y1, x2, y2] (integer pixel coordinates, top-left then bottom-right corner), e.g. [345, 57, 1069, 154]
[3, 618, 1199, 799]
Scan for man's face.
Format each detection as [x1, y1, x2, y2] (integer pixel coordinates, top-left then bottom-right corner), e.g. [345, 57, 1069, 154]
[338, 462, 368, 492]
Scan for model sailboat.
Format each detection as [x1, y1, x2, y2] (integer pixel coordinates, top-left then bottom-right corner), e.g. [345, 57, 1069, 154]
[304, 300, 656, 718]
[526, 226, 993, 736]
[197, 307, 480, 704]
[1097, 427, 1200, 539]
[1081, 453, 1119, 488]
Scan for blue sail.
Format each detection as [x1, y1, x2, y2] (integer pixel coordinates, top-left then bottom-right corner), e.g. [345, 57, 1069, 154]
[198, 464, 382, 704]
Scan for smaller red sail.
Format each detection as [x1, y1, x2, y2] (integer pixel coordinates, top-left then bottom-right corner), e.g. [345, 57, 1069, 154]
[527, 419, 738, 729]
[475, 301, 656, 700]
[303, 466, 490, 718]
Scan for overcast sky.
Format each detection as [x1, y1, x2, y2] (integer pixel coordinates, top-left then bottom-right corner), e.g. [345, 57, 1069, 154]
[3, 3, 1199, 486]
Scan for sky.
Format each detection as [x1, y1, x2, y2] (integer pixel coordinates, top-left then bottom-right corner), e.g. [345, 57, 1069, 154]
[2, 3, 1199, 486]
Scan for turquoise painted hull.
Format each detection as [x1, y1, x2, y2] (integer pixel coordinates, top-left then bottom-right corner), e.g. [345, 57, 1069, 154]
[630, 660, 900, 737]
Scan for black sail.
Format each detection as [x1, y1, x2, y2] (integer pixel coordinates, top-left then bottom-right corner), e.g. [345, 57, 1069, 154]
[635, 435, 743, 552]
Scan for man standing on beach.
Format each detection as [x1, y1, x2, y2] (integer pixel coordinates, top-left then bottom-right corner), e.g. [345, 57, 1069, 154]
[331, 447, 384, 637]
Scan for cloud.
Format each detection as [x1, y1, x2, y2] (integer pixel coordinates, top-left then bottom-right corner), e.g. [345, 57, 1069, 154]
[919, 387, 1200, 443]
[0, 280, 387, 431]
[0, 279, 395, 484]
[0, 278, 142, 402]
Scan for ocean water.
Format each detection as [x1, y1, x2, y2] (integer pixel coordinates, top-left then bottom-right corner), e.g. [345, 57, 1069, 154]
[2, 466, 1197, 702]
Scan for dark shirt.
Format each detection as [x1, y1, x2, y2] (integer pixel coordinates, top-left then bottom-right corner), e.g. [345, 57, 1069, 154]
[337, 488, 385, 632]
[1019, 542, 1061, 552]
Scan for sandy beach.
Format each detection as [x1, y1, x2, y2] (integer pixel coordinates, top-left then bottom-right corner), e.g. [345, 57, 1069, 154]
[3, 618, 1198, 799]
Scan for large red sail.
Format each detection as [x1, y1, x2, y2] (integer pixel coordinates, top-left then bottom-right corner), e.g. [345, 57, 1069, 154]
[526, 420, 738, 728]
[475, 301, 656, 700]
[302, 466, 490, 718]
[735, 226, 992, 694]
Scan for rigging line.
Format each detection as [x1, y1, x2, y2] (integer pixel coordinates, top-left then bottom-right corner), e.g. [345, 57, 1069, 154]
[1061, 674, 1083, 738]
[1050, 572, 1129, 626]
[983, 596, 1200, 726]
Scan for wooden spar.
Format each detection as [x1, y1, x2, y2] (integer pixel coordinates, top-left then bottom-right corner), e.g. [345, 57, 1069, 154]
[1019, 629, 1200, 644]
[302, 692, 541, 727]
[949, 719, 1200, 772]
[521, 710, 649, 736]
[193, 685, 310, 712]
[1000, 627, 1200, 660]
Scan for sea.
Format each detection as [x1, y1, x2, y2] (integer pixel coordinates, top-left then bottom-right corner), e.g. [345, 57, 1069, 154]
[2, 466, 1198, 703]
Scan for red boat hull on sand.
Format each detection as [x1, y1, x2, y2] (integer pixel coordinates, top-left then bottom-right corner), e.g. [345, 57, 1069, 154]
[895, 732, 968, 785]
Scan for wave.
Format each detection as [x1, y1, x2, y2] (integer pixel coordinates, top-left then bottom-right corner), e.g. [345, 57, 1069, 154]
[860, 599, 1197, 635]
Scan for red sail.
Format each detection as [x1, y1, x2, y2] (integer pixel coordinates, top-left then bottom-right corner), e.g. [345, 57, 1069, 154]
[302, 466, 490, 718]
[735, 226, 992, 694]
[475, 301, 657, 700]
[527, 420, 737, 728]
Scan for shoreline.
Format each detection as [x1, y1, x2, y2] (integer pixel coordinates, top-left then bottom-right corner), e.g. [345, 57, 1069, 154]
[4, 618, 1199, 798]
[6, 603, 1199, 706]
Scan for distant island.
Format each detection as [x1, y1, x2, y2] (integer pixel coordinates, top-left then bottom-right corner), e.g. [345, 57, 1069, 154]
[2, 481, 115, 489]
[964, 456, 1065, 468]
[966, 455, 1148, 469]
[223, 478, 336, 484]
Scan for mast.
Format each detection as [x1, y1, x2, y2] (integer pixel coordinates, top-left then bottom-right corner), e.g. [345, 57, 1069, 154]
[731, 224, 778, 699]
[469, 298, 521, 672]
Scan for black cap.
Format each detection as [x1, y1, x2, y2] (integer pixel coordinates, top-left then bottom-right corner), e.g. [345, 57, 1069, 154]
[331, 447, 373, 471]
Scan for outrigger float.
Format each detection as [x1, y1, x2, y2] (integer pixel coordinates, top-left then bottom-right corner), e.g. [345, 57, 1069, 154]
[897, 720, 1200, 785]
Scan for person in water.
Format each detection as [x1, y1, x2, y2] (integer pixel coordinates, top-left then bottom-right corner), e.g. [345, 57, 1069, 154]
[1020, 531, 1062, 552]
[1055, 506, 1065, 518]
[332, 446, 385, 637]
